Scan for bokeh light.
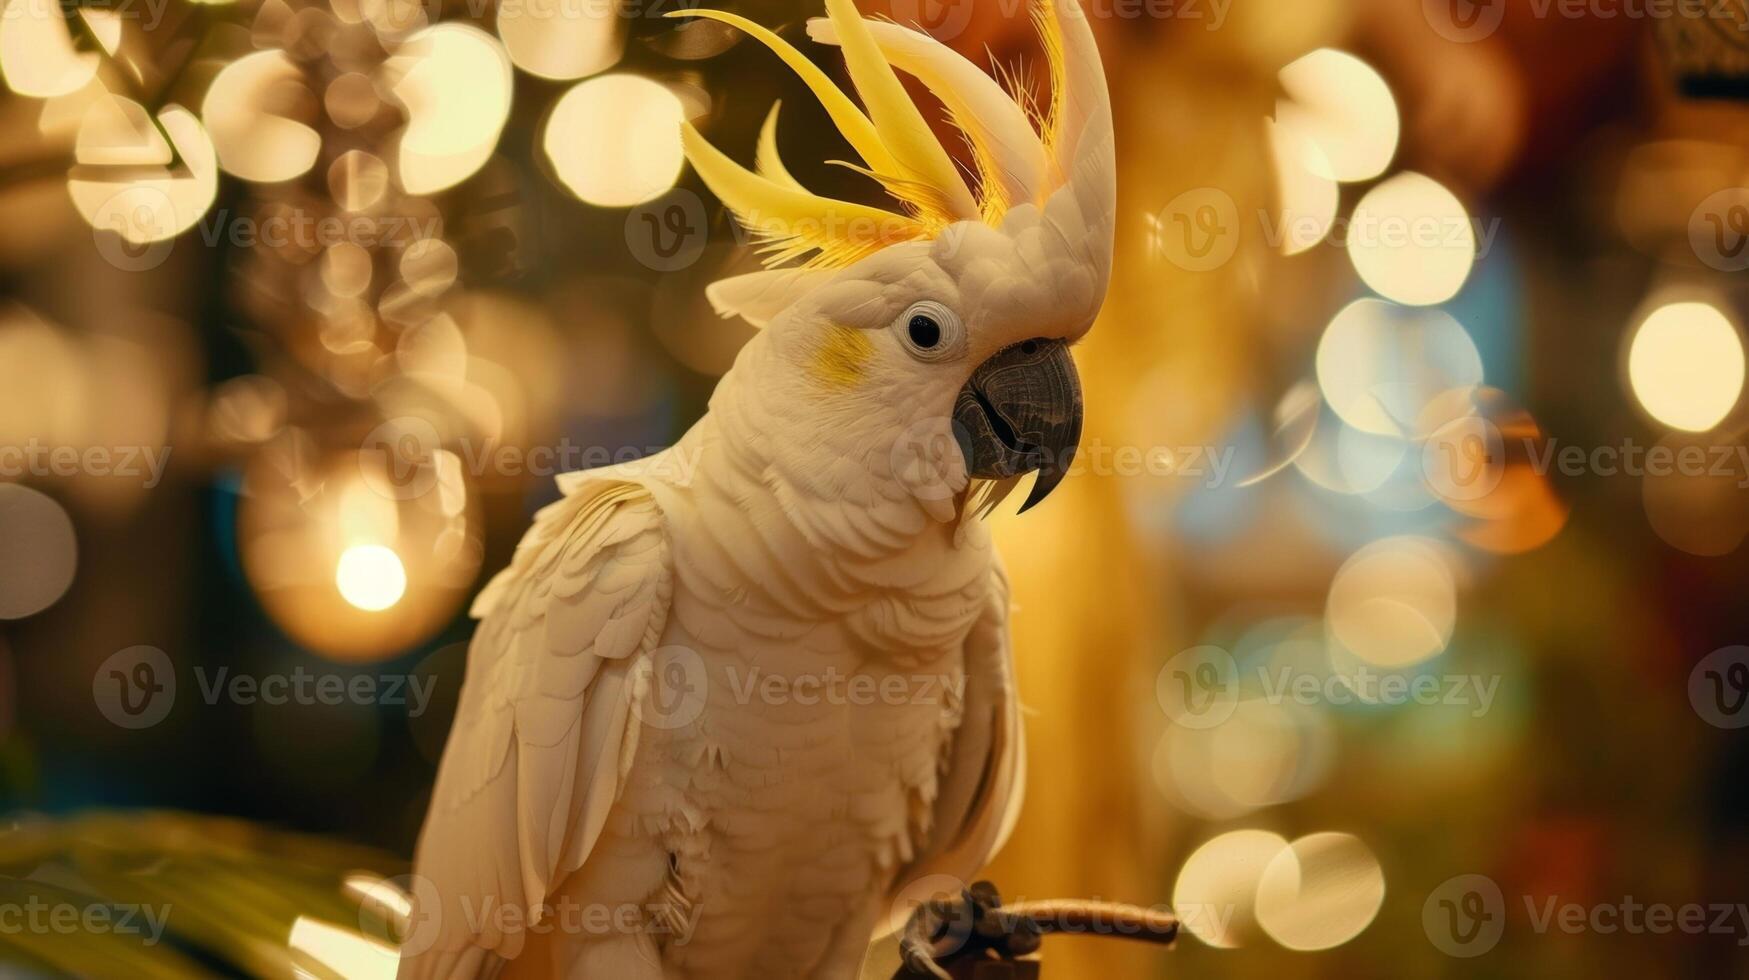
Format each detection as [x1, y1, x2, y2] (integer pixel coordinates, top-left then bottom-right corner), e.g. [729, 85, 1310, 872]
[1326, 535, 1457, 669]
[203, 51, 322, 184]
[1642, 430, 1749, 555]
[386, 24, 513, 194]
[1347, 173, 1476, 305]
[0, 484, 76, 620]
[1172, 830, 1289, 949]
[0, 0, 114, 98]
[544, 75, 687, 207]
[1275, 49, 1398, 183]
[1317, 299, 1484, 437]
[336, 544, 407, 611]
[238, 444, 481, 661]
[497, 0, 623, 80]
[289, 916, 398, 978]
[1254, 832, 1385, 950]
[1627, 301, 1744, 432]
[68, 104, 219, 245]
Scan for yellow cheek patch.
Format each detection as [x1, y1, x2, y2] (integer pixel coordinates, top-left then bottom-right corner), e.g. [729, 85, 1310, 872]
[809, 324, 875, 388]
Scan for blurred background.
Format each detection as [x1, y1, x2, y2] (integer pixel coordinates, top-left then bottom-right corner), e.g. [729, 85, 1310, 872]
[2, 0, 1749, 975]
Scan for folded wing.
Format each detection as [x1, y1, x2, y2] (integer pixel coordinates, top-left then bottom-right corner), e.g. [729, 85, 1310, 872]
[398, 478, 672, 979]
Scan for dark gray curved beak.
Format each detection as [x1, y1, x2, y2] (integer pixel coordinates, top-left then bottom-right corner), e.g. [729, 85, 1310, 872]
[952, 338, 1083, 513]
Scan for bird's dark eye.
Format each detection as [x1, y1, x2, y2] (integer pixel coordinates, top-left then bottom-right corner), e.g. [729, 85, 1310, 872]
[895, 300, 963, 361]
[908, 314, 942, 350]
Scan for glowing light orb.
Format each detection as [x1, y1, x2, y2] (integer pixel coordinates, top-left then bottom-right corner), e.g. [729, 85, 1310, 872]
[202, 51, 321, 184]
[497, 0, 622, 80]
[1627, 301, 1744, 432]
[387, 24, 513, 194]
[0, 484, 77, 620]
[1173, 830, 1290, 948]
[544, 75, 685, 207]
[1347, 173, 1475, 306]
[336, 544, 407, 611]
[1316, 299, 1484, 437]
[1276, 49, 1398, 183]
[1255, 832, 1385, 951]
[1326, 536, 1457, 669]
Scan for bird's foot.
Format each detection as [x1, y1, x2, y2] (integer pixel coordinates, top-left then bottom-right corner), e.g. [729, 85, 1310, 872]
[897, 880, 1037, 979]
[895, 882, 1178, 979]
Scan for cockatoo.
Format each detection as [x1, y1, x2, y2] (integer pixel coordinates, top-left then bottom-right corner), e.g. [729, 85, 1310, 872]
[399, 0, 1113, 976]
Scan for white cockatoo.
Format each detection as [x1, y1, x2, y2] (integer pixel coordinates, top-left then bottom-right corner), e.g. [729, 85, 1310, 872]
[399, 0, 1114, 975]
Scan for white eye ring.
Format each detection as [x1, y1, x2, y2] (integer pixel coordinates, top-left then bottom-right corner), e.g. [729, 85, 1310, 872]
[894, 300, 965, 362]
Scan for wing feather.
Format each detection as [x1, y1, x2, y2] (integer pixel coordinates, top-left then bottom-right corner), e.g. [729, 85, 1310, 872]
[398, 478, 671, 979]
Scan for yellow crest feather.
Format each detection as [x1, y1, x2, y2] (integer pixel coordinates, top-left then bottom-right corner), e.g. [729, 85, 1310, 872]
[680, 122, 928, 268]
[666, 9, 899, 177]
[674, 0, 1075, 271]
[821, 0, 976, 224]
[756, 103, 806, 191]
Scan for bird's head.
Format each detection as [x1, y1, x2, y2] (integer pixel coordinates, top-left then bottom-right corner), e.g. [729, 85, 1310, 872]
[674, 0, 1114, 515]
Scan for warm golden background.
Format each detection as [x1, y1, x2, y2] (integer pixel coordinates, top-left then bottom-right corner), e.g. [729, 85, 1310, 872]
[3, 0, 1749, 976]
